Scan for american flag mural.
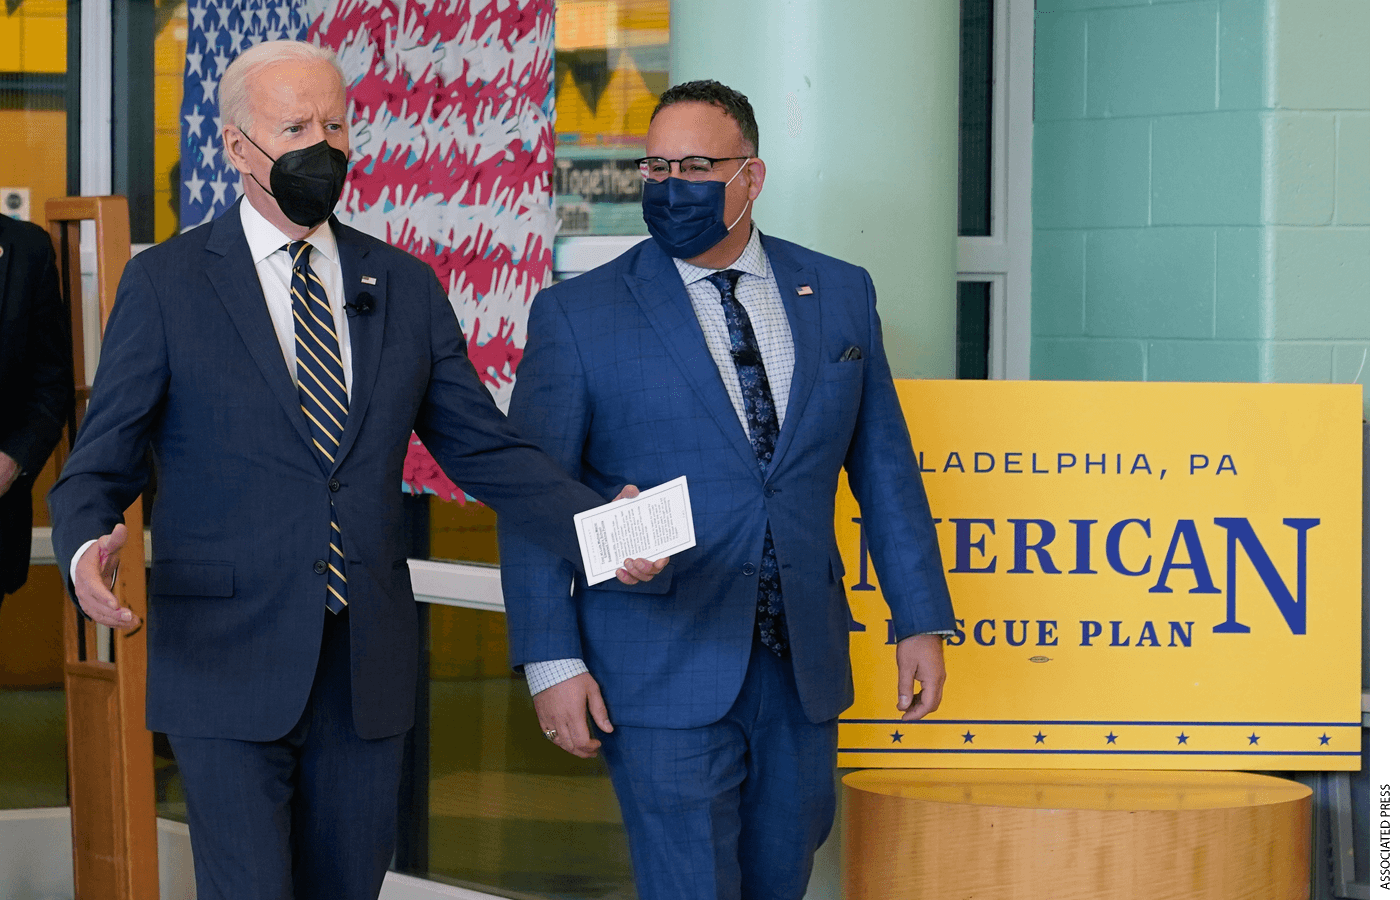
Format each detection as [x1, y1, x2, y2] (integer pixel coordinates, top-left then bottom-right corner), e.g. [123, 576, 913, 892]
[181, 0, 558, 502]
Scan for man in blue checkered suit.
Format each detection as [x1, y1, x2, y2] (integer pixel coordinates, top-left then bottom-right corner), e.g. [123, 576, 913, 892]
[499, 80, 956, 900]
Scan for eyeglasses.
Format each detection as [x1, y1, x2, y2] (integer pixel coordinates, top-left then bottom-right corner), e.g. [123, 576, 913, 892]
[634, 156, 749, 183]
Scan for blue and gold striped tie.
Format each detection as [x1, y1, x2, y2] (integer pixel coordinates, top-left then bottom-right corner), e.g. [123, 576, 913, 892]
[287, 240, 349, 614]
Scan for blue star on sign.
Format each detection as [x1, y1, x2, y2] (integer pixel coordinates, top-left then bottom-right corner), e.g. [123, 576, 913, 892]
[962, 731, 975, 744]
[1248, 733, 1260, 745]
[890, 731, 903, 744]
[1105, 732, 1118, 744]
[1033, 731, 1047, 744]
[1319, 734, 1331, 746]
[1176, 733, 1189, 745]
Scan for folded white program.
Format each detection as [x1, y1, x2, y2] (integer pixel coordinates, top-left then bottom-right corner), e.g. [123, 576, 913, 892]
[574, 476, 696, 586]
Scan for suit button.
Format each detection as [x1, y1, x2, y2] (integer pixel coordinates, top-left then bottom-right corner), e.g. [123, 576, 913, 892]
[329, 478, 341, 492]
[314, 559, 328, 574]
[742, 563, 756, 576]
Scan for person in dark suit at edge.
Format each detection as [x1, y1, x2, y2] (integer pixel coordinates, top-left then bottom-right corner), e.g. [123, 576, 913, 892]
[0, 211, 73, 607]
[499, 80, 957, 900]
[48, 40, 663, 900]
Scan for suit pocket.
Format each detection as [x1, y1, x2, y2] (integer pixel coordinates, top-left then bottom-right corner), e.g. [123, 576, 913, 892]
[584, 564, 675, 596]
[829, 546, 846, 582]
[825, 358, 865, 380]
[149, 560, 235, 597]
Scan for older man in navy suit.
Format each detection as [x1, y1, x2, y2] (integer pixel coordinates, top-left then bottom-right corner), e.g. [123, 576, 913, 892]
[500, 81, 956, 900]
[49, 40, 661, 900]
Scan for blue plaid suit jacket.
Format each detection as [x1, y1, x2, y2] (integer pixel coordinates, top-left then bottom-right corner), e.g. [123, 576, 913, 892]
[500, 233, 955, 728]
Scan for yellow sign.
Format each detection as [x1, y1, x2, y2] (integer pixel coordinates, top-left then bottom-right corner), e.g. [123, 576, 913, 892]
[837, 381, 1362, 770]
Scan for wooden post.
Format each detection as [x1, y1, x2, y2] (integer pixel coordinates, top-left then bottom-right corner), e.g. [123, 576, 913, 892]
[46, 196, 160, 900]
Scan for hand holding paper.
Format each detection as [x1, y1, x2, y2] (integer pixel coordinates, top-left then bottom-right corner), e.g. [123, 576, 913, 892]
[578, 478, 695, 586]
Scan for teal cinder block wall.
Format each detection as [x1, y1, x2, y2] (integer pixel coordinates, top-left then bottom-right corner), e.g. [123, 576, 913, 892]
[1031, 0, 1369, 408]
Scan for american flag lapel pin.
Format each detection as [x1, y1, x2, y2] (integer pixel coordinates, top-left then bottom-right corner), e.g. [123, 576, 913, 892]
[361, 275, 377, 285]
[796, 284, 813, 296]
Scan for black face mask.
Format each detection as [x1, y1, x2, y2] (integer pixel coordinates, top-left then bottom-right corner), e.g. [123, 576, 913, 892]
[241, 130, 348, 227]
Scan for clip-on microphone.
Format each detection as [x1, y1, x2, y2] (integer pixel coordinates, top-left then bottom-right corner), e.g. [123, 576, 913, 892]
[346, 291, 374, 317]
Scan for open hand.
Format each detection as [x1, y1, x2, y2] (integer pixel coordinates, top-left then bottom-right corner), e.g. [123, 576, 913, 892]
[73, 524, 141, 630]
[611, 485, 671, 584]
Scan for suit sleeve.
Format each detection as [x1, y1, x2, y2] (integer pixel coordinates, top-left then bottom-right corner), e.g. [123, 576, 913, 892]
[842, 269, 956, 639]
[496, 287, 593, 668]
[413, 271, 604, 571]
[47, 256, 167, 592]
[0, 228, 73, 477]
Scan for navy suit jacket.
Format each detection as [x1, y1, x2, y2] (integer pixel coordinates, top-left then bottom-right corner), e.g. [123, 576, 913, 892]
[499, 233, 955, 728]
[0, 214, 73, 594]
[49, 202, 604, 741]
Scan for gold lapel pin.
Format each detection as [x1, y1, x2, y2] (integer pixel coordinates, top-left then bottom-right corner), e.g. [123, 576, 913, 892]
[360, 275, 377, 285]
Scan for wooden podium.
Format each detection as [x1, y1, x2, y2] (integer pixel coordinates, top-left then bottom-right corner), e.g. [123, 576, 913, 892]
[843, 769, 1312, 900]
[46, 196, 160, 900]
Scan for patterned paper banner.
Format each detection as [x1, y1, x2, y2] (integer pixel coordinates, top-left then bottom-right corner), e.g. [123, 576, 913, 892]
[181, 0, 557, 501]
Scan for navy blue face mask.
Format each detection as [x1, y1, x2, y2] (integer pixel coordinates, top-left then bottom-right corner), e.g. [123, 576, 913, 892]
[641, 160, 750, 259]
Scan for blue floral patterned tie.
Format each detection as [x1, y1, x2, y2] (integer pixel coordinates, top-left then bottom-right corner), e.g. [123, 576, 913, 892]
[706, 269, 788, 657]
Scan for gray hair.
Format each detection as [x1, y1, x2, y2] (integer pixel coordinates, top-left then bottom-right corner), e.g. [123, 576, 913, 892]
[219, 40, 344, 133]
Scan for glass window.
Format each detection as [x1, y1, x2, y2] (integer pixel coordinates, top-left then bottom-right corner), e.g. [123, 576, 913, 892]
[553, 0, 669, 238]
[153, 2, 187, 242]
[0, 0, 68, 231]
[956, 280, 991, 379]
[958, 0, 994, 237]
[392, 605, 636, 898]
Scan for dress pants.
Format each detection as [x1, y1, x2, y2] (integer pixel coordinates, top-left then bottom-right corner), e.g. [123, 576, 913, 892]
[167, 610, 406, 900]
[598, 636, 839, 900]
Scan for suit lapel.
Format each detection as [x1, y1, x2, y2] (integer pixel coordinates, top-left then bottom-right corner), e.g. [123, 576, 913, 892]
[204, 202, 318, 459]
[763, 237, 820, 476]
[625, 242, 762, 476]
[330, 220, 386, 471]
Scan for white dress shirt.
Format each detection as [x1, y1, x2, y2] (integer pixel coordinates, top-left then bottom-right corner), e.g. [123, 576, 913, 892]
[239, 199, 354, 399]
[71, 200, 353, 582]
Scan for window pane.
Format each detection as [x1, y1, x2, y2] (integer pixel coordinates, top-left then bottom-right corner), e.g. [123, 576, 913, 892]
[956, 281, 991, 379]
[0, 0, 68, 231]
[428, 499, 500, 566]
[393, 605, 637, 899]
[153, 1, 187, 242]
[958, 0, 993, 237]
[554, 0, 669, 237]
[0, 569, 67, 810]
